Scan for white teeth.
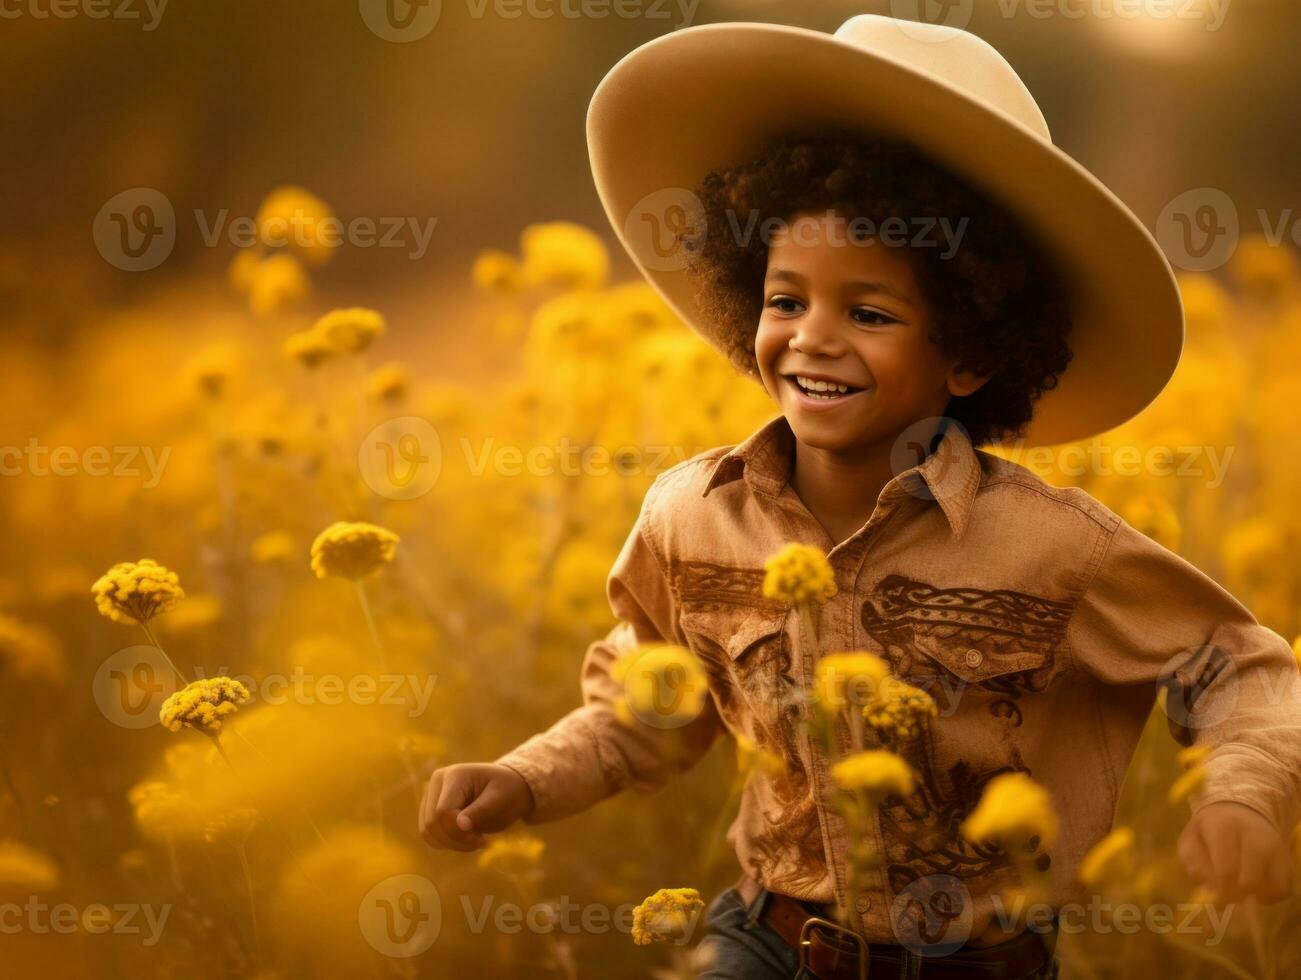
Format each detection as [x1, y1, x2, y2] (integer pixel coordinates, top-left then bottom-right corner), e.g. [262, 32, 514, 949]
[795, 375, 851, 395]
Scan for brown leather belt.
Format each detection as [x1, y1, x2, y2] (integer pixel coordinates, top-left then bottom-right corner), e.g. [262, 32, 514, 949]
[736, 875, 1057, 980]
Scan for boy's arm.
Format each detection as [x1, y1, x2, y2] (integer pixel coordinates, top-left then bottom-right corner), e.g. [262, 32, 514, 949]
[493, 484, 724, 823]
[1065, 516, 1301, 832]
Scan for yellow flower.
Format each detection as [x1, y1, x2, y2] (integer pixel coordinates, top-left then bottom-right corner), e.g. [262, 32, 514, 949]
[204, 807, 263, 845]
[960, 772, 1059, 852]
[863, 677, 938, 740]
[309, 521, 399, 580]
[631, 887, 704, 945]
[763, 543, 837, 606]
[129, 781, 200, 843]
[477, 833, 546, 877]
[282, 328, 340, 369]
[227, 247, 264, 295]
[0, 613, 65, 682]
[520, 221, 609, 290]
[735, 734, 786, 778]
[92, 559, 184, 626]
[610, 644, 709, 729]
[1168, 765, 1206, 805]
[1078, 827, 1135, 886]
[255, 185, 338, 266]
[832, 750, 914, 799]
[159, 677, 252, 734]
[813, 652, 888, 711]
[365, 361, 410, 403]
[250, 530, 297, 565]
[248, 253, 310, 317]
[312, 307, 385, 354]
[471, 249, 523, 293]
[184, 343, 243, 399]
[1175, 745, 1210, 770]
[0, 840, 60, 891]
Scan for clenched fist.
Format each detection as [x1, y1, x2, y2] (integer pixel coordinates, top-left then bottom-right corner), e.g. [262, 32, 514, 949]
[419, 763, 535, 851]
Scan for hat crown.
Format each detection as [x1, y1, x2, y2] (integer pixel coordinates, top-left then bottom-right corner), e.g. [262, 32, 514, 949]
[833, 14, 1050, 141]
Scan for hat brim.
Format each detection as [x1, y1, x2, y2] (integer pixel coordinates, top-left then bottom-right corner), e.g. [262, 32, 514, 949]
[587, 22, 1184, 448]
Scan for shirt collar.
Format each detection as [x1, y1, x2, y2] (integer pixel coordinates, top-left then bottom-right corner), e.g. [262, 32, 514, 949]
[702, 415, 983, 539]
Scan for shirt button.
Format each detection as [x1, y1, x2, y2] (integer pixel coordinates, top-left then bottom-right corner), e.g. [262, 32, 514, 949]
[855, 895, 871, 913]
[964, 648, 984, 668]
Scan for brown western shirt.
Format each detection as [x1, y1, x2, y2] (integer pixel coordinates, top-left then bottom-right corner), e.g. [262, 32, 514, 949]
[496, 415, 1301, 944]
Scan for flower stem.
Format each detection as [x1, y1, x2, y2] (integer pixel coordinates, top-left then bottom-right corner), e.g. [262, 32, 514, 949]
[238, 842, 262, 967]
[138, 620, 187, 685]
[354, 580, 389, 675]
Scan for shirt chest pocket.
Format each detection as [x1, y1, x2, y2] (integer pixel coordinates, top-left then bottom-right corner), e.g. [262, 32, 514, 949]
[678, 601, 796, 742]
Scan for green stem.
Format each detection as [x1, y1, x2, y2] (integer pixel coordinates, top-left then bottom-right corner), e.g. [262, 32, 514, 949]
[139, 620, 188, 685]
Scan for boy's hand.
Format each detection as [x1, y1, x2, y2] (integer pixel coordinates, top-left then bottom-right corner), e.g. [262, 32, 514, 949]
[419, 763, 535, 851]
[1178, 801, 1294, 904]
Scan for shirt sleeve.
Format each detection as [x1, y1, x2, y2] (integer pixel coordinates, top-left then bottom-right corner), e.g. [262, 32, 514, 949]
[493, 479, 725, 824]
[1065, 516, 1301, 831]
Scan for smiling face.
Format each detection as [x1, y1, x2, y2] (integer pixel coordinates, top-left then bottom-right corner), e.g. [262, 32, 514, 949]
[754, 209, 987, 455]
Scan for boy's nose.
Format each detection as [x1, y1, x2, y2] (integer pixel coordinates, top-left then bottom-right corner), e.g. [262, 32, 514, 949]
[788, 313, 846, 357]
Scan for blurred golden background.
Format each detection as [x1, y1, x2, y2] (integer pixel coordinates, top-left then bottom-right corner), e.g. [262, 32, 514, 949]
[2, 1, 1300, 978]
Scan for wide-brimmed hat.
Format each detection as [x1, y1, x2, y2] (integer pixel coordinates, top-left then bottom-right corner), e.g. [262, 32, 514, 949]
[586, 14, 1184, 447]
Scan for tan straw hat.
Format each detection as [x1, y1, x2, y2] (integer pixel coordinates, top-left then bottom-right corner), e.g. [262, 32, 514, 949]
[586, 14, 1184, 447]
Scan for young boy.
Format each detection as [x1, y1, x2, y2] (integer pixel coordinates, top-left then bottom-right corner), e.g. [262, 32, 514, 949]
[421, 14, 1300, 978]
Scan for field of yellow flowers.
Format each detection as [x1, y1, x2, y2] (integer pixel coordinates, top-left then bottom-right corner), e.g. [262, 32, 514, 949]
[0, 187, 1299, 978]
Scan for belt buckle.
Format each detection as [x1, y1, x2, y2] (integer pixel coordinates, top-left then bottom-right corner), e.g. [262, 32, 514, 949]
[798, 914, 870, 980]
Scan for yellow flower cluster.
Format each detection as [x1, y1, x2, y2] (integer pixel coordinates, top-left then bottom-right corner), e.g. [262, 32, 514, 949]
[520, 221, 609, 291]
[832, 749, 915, 800]
[365, 361, 410, 403]
[309, 522, 399, 580]
[255, 185, 338, 266]
[762, 543, 838, 606]
[1077, 826, 1135, 886]
[611, 643, 709, 729]
[630, 887, 704, 945]
[159, 677, 253, 734]
[313, 307, 386, 354]
[204, 807, 263, 845]
[813, 652, 888, 710]
[960, 772, 1059, 851]
[471, 248, 524, 293]
[250, 530, 296, 564]
[91, 559, 185, 626]
[864, 677, 938, 740]
[476, 833, 546, 877]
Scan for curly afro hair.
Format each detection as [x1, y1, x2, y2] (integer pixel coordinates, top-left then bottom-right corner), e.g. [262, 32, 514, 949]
[682, 129, 1075, 447]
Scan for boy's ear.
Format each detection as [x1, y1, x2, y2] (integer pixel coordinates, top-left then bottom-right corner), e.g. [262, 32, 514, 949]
[946, 363, 994, 399]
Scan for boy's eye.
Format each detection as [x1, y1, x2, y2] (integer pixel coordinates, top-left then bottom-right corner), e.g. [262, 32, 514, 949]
[851, 307, 899, 326]
[766, 295, 803, 314]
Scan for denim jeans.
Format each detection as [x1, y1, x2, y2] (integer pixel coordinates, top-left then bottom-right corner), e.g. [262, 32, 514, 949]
[697, 885, 801, 979]
[696, 885, 1062, 980]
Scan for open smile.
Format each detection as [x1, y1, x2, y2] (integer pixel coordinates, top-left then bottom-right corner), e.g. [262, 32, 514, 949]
[782, 373, 871, 409]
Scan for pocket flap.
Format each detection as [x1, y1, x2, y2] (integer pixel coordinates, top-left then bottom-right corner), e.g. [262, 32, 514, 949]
[910, 629, 1051, 685]
[679, 602, 789, 662]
